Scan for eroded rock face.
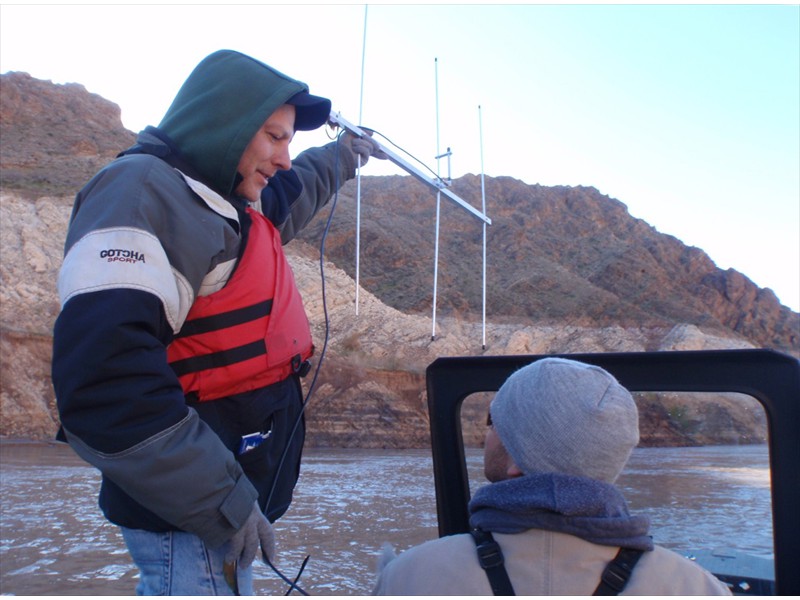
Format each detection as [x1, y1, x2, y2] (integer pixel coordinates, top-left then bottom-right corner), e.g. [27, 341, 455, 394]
[1, 72, 136, 197]
[0, 194, 70, 335]
[1, 72, 794, 445]
[298, 176, 799, 354]
[0, 330, 59, 439]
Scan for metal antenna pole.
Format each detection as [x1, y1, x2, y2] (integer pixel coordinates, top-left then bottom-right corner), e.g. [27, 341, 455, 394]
[355, 160, 362, 316]
[432, 57, 441, 341]
[359, 5, 367, 125]
[479, 105, 487, 350]
[355, 4, 368, 316]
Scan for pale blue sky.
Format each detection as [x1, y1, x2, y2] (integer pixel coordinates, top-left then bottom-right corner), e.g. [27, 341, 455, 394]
[2, 2, 798, 312]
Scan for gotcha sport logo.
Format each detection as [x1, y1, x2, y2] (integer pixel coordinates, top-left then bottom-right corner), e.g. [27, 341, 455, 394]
[100, 248, 146, 264]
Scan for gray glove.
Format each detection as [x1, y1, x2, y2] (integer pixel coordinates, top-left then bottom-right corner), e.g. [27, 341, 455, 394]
[223, 502, 276, 568]
[346, 130, 388, 166]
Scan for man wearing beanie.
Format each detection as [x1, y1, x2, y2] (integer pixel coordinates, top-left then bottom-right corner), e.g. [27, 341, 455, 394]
[373, 358, 731, 595]
[52, 49, 385, 595]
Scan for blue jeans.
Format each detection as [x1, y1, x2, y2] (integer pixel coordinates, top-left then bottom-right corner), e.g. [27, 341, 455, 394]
[121, 527, 254, 595]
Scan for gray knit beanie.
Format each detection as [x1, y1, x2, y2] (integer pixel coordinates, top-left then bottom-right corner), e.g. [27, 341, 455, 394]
[489, 357, 639, 483]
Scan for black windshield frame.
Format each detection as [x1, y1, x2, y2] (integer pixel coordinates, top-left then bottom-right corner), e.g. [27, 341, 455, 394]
[426, 349, 800, 595]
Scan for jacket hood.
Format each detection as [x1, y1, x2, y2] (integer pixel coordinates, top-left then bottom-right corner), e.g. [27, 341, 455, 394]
[158, 49, 330, 198]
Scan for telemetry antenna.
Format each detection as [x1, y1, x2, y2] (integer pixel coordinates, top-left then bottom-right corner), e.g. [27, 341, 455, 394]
[435, 148, 453, 185]
[328, 111, 492, 226]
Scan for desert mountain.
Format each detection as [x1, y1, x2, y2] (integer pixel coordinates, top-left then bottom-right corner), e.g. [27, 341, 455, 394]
[297, 173, 797, 353]
[2, 72, 796, 446]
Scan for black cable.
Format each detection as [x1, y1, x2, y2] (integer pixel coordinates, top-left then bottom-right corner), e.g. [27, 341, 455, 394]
[367, 127, 449, 186]
[326, 119, 450, 187]
[260, 124, 446, 592]
[264, 133, 342, 511]
[261, 133, 347, 593]
[285, 555, 311, 596]
[262, 554, 311, 596]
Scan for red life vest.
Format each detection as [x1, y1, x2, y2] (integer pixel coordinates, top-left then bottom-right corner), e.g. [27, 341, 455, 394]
[167, 208, 313, 401]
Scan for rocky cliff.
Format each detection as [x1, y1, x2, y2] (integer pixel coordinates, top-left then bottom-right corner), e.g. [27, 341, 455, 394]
[2, 72, 794, 447]
[1, 72, 136, 197]
[297, 175, 798, 353]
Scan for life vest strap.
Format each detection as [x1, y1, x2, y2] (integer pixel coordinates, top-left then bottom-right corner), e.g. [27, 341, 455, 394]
[174, 299, 273, 338]
[470, 529, 516, 595]
[470, 529, 644, 596]
[170, 340, 266, 377]
[593, 547, 645, 595]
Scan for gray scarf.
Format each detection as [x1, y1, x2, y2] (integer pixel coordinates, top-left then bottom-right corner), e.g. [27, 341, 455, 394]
[468, 473, 654, 552]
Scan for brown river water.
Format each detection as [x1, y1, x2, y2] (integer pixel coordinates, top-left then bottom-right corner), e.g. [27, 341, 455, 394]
[0, 441, 772, 596]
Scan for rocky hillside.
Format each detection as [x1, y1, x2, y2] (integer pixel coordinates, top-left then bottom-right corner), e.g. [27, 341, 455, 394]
[2, 72, 795, 447]
[1, 72, 136, 197]
[298, 176, 798, 353]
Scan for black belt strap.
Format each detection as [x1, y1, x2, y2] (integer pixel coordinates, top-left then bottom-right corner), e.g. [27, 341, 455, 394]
[593, 547, 645, 595]
[470, 529, 516, 596]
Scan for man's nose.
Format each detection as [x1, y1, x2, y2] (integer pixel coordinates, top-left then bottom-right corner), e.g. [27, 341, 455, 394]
[274, 146, 291, 171]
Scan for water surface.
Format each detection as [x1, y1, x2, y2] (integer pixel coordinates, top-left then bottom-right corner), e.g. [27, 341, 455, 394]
[0, 441, 771, 595]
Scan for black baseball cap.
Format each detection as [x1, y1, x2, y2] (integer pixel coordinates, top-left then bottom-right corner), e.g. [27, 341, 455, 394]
[286, 90, 332, 131]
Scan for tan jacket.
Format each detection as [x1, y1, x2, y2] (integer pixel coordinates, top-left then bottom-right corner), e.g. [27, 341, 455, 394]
[373, 529, 732, 595]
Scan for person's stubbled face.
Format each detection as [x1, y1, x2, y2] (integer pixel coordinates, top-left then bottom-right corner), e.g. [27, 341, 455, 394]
[483, 408, 526, 483]
[235, 104, 296, 203]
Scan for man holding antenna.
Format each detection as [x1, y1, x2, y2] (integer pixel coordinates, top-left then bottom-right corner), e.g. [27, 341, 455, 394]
[52, 49, 384, 595]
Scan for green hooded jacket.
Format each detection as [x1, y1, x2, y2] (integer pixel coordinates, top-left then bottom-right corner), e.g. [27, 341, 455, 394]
[158, 49, 328, 199]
